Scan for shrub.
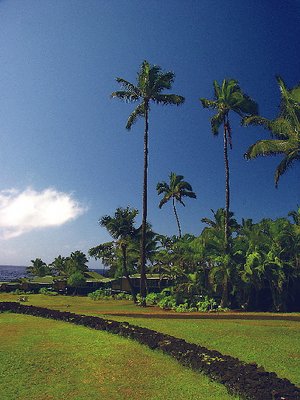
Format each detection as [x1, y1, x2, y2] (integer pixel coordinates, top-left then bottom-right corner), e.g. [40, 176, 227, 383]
[157, 295, 177, 310]
[113, 292, 133, 301]
[88, 289, 109, 300]
[145, 292, 162, 305]
[196, 296, 218, 312]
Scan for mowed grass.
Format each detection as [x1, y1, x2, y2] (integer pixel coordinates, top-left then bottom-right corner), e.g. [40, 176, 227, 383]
[111, 316, 300, 387]
[1, 294, 299, 389]
[0, 313, 237, 400]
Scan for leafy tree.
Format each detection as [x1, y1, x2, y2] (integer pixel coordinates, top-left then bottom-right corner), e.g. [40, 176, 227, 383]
[200, 79, 258, 248]
[67, 271, 86, 295]
[157, 172, 196, 237]
[50, 255, 67, 276]
[89, 242, 120, 277]
[98, 207, 139, 302]
[26, 258, 50, 277]
[244, 76, 300, 187]
[65, 251, 88, 276]
[112, 60, 185, 305]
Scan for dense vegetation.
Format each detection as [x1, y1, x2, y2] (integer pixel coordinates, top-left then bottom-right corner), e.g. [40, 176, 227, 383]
[28, 62, 300, 312]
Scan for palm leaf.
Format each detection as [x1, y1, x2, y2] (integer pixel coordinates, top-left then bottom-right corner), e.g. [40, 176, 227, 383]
[211, 111, 225, 135]
[245, 139, 294, 159]
[154, 93, 185, 106]
[275, 153, 300, 187]
[115, 78, 140, 96]
[111, 90, 139, 102]
[200, 98, 218, 110]
[126, 103, 145, 130]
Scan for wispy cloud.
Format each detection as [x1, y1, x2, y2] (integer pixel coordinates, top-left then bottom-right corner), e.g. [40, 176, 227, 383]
[0, 188, 87, 239]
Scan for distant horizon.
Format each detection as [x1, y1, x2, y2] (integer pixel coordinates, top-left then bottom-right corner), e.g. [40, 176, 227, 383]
[0, 264, 105, 270]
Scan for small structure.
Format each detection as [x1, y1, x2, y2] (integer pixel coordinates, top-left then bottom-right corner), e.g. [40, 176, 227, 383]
[111, 274, 172, 293]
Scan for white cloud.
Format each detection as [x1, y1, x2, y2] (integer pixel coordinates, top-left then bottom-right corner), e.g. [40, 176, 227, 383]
[0, 188, 87, 239]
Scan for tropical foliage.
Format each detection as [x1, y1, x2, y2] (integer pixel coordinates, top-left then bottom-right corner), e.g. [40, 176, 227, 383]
[244, 76, 300, 187]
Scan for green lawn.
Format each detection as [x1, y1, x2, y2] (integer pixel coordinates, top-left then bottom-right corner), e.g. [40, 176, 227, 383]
[1, 293, 299, 396]
[0, 313, 236, 400]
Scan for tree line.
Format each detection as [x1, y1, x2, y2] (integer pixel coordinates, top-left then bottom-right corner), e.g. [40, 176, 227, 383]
[107, 60, 299, 307]
[29, 61, 299, 310]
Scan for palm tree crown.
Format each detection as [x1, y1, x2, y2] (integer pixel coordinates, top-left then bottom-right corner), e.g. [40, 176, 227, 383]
[200, 79, 258, 137]
[111, 60, 185, 130]
[244, 76, 300, 187]
[157, 172, 196, 237]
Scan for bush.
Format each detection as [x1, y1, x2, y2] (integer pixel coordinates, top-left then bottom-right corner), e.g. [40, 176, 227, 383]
[88, 289, 110, 300]
[196, 296, 218, 312]
[113, 292, 133, 300]
[157, 295, 177, 310]
[12, 289, 33, 295]
[145, 292, 162, 305]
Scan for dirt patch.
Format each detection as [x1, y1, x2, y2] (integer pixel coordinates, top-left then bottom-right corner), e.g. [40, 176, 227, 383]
[102, 311, 300, 321]
[1, 302, 299, 400]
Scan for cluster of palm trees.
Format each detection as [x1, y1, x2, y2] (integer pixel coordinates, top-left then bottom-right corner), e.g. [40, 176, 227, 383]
[28, 251, 89, 285]
[89, 205, 300, 311]
[107, 60, 299, 307]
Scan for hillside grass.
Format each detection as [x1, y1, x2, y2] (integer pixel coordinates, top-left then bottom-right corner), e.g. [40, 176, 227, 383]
[0, 313, 236, 400]
[1, 294, 299, 390]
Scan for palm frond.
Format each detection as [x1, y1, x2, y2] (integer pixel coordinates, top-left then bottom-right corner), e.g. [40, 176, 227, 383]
[111, 90, 139, 103]
[242, 115, 272, 129]
[156, 181, 169, 195]
[245, 139, 294, 159]
[115, 78, 140, 96]
[158, 193, 172, 209]
[126, 103, 145, 130]
[211, 111, 225, 135]
[153, 71, 175, 93]
[237, 93, 258, 115]
[275, 153, 300, 187]
[153, 93, 185, 106]
[200, 98, 218, 110]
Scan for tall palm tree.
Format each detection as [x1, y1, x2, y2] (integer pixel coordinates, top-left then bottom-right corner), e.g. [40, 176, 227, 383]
[244, 76, 300, 187]
[200, 79, 258, 248]
[112, 61, 185, 304]
[99, 207, 139, 302]
[156, 172, 196, 237]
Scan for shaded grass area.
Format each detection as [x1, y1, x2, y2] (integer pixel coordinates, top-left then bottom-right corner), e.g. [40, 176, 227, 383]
[1, 294, 299, 388]
[0, 313, 236, 400]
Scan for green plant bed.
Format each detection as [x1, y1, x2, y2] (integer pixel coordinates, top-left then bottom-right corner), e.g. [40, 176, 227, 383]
[0, 313, 236, 400]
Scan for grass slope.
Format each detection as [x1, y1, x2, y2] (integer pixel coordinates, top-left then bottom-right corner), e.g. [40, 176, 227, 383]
[1, 294, 299, 390]
[0, 313, 236, 400]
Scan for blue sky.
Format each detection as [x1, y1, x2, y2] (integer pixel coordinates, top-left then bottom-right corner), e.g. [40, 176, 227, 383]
[0, 0, 299, 268]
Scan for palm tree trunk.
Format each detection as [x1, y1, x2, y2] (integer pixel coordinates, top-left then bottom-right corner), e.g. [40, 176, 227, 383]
[172, 198, 182, 238]
[121, 244, 137, 303]
[140, 103, 149, 306]
[223, 114, 230, 251]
